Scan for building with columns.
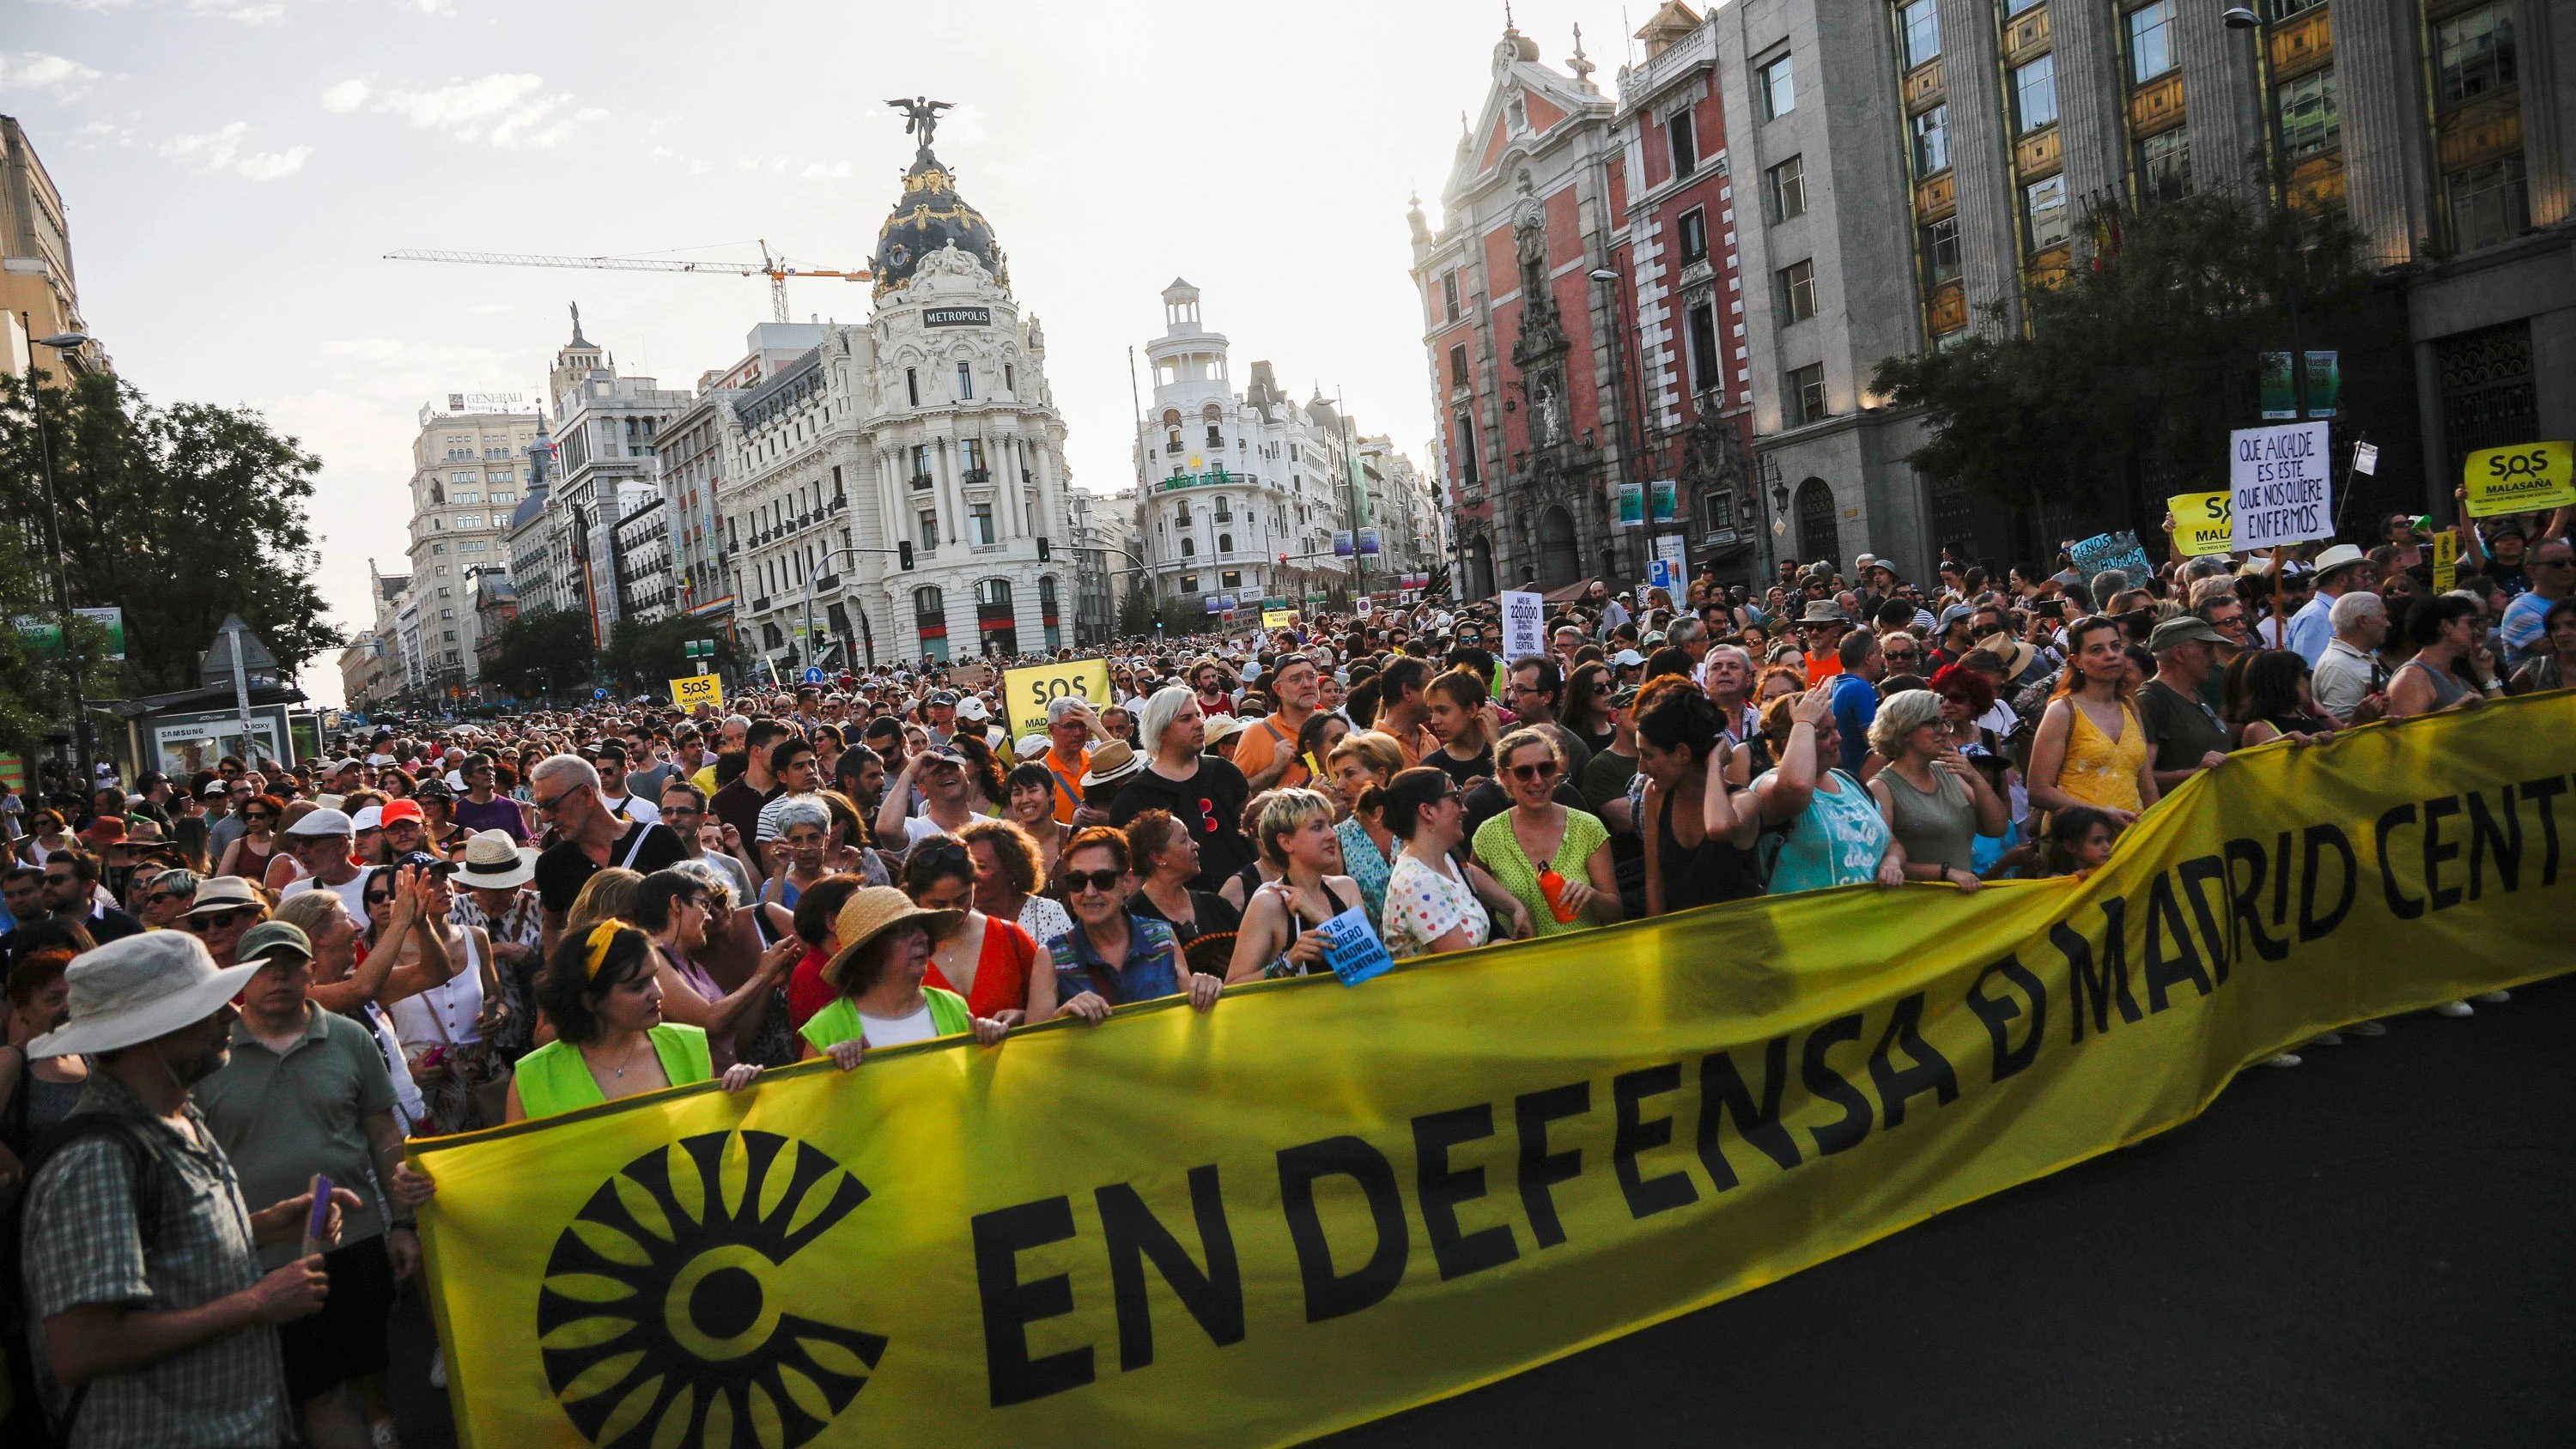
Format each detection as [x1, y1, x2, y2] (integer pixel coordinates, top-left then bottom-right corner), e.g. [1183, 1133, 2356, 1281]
[717, 114, 1074, 670]
[403, 395, 538, 692]
[1702, 0, 2569, 568]
[1133, 280, 1423, 621]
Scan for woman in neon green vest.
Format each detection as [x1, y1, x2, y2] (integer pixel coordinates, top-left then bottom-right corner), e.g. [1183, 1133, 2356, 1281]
[504, 920, 766, 1122]
[799, 887, 1012, 1070]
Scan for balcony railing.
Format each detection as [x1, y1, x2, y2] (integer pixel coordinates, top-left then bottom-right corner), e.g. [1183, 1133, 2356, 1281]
[909, 472, 935, 490]
[963, 467, 991, 485]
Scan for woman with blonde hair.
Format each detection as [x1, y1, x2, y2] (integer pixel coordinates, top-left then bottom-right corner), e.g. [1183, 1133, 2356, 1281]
[1865, 689, 2007, 891]
[1224, 788, 1364, 982]
[563, 865, 644, 941]
[1471, 726, 1620, 937]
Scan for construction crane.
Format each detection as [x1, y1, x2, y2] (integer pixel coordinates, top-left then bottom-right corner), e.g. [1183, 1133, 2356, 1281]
[384, 240, 871, 323]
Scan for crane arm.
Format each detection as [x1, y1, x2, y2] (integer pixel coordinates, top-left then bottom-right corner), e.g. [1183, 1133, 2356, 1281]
[386, 248, 774, 276]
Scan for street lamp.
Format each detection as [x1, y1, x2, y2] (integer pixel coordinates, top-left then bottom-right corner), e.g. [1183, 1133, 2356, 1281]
[22, 324, 94, 788]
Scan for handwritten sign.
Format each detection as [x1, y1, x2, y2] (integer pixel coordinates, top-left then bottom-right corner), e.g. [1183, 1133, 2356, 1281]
[1315, 906, 1395, 987]
[668, 675, 723, 711]
[2168, 492, 2236, 558]
[2069, 529, 2152, 584]
[1499, 590, 1545, 662]
[2229, 421, 2335, 551]
[1000, 658, 1112, 741]
[1261, 609, 1295, 631]
[2463, 441, 2576, 518]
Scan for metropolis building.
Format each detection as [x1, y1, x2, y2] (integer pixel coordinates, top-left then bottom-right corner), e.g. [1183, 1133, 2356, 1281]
[714, 110, 1076, 669]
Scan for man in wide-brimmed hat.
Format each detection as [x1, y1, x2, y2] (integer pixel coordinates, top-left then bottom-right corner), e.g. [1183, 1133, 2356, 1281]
[2287, 543, 2376, 665]
[18, 931, 362, 1446]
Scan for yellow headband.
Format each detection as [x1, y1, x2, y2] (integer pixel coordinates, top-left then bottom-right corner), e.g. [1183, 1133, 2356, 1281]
[582, 919, 626, 981]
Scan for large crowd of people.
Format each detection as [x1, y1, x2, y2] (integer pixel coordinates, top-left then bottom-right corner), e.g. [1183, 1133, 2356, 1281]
[0, 497, 2563, 1446]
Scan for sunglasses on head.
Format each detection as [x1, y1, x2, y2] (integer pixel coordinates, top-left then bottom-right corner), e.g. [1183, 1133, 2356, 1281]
[1062, 867, 1124, 895]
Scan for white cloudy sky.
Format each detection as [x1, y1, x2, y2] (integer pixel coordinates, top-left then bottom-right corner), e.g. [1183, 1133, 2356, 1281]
[4, 0, 1645, 705]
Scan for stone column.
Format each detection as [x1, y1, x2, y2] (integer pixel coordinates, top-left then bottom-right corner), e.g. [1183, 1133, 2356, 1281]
[2334, 0, 2435, 265]
[2048, 0, 2130, 236]
[1934, 0, 2025, 335]
[2510, 0, 2568, 226]
[2179, 3, 2265, 199]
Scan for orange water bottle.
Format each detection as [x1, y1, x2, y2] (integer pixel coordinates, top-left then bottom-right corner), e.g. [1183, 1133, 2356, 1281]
[1537, 865, 1578, 924]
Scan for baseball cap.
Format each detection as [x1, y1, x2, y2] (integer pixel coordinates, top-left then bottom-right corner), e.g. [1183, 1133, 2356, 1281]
[2148, 616, 2229, 652]
[236, 921, 313, 965]
[379, 798, 426, 826]
[349, 805, 385, 833]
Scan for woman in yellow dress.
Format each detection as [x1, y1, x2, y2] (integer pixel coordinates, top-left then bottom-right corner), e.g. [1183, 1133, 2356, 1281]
[2026, 615, 2159, 828]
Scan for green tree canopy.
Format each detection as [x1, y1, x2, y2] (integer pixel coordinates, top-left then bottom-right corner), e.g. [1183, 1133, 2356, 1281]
[483, 609, 594, 703]
[0, 367, 337, 695]
[600, 615, 737, 694]
[1871, 192, 2370, 543]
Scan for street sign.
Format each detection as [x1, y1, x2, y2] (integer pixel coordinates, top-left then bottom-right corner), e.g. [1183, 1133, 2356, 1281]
[669, 675, 724, 711]
[802, 666, 826, 685]
[593, 688, 608, 700]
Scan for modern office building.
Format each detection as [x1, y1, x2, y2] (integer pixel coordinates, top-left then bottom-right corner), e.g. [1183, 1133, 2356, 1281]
[404, 395, 538, 691]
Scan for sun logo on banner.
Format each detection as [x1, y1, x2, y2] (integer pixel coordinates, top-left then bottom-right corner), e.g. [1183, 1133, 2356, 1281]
[536, 1129, 886, 1449]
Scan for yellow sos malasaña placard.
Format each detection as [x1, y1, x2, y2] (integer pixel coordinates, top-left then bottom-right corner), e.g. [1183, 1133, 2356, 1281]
[2464, 440, 2576, 518]
[1002, 657, 1112, 740]
[667, 674, 723, 711]
[2168, 491, 2236, 557]
[1261, 609, 1296, 631]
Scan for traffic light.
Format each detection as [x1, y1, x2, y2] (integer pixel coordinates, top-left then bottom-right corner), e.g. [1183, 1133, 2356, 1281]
[898, 540, 915, 571]
[1277, 553, 1289, 567]
[1036, 535, 1052, 561]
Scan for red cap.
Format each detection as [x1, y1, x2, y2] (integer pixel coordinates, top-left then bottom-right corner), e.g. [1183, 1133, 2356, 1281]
[378, 798, 426, 826]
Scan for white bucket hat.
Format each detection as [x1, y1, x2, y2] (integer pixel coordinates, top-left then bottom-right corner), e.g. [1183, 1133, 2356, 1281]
[29, 932, 257, 1059]
[453, 828, 538, 889]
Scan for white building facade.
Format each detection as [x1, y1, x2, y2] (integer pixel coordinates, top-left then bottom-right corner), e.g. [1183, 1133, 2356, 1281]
[718, 122, 1075, 671]
[404, 396, 538, 689]
[541, 311, 690, 649]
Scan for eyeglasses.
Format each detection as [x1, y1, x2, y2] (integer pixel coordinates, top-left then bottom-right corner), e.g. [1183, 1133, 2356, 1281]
[664, 804, 702, 818]
[145, 890, 192, 906]
[532, 785, 583, 815]
[1063, 868, 1124, 895]
[363, 893, 395, 908]
[1507, 761, 1558, 783]
[186, 909, 252, 931]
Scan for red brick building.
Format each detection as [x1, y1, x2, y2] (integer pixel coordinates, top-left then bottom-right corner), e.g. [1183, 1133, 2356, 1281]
[1410, 11, 1753, 601]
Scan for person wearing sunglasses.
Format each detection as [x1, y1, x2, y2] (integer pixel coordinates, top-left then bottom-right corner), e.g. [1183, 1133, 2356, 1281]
[527, 755, 690, 959]
[134, 867, 201, 931]
[1469, 727, 1621, 938]
[182, 875, 270, 968]
[1030, 827, 1222, 1023]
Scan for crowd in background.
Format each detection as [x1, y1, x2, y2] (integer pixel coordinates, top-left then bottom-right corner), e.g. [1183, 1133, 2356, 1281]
[0, 493, 2564, 1447]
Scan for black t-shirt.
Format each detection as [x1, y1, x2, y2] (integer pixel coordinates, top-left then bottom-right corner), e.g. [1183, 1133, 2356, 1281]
[536, 820, 689, 916]
[1110, 760, 1254, 894]
[1428, 744, 1495, 791]
[2136, 680, 2231, 775]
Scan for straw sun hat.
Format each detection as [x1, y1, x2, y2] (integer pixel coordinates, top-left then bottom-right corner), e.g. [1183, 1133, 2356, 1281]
[820, 887, 961, 992]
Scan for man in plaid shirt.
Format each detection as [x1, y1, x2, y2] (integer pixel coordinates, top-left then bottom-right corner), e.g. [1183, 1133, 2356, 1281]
[18, 932, 361, 1447]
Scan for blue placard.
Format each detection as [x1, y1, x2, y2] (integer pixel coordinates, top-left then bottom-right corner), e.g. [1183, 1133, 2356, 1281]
[1315, 905, 1394, 987]
[2068, 529, 2153, 585]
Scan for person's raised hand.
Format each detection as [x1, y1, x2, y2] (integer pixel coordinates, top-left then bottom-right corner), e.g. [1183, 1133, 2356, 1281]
[1790, 688, 1832, 730]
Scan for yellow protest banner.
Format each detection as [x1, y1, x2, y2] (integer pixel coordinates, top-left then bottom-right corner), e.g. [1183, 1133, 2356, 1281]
[2168, 491, 2235, 557]
[1261, 609, 1295, 631]
[2432, 529, 2460, 591]
[413, 695, 2573, 1449]
[667, 675, 723, 712]
[1000, 657, 1112, 740]
[2463, 440, 2576, 517]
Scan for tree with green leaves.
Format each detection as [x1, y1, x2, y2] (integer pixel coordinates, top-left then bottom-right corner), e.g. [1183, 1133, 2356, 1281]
[483, 609, 594, 703]
[0, 367, 337, 696]
[1871, 192, 2371, 551]
[1116, 585, 1158, 638]
[599, 615, 737, 693]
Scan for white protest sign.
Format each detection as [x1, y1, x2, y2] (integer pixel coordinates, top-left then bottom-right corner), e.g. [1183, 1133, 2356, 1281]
[1499, 590, 1546, 662]
[2228, 421, 2335, 552]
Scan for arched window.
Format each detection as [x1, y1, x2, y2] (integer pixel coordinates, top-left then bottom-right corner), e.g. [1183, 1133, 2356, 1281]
[914, 585, 949, 664]
[1795, 478, 1839, 567]
[975, 578, 1018, 657]
[1536, 505, 1581, 590]
[1182, 538, 1197, 556]
[1218, 533, 1234, 555]
[1202, 402, 1224, 448]
[1175, 502, 1191, 526]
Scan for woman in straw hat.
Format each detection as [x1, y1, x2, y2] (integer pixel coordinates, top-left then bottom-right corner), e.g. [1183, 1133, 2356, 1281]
[503, 921, 763, 1122]
[797, 887, 1012, 1070]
